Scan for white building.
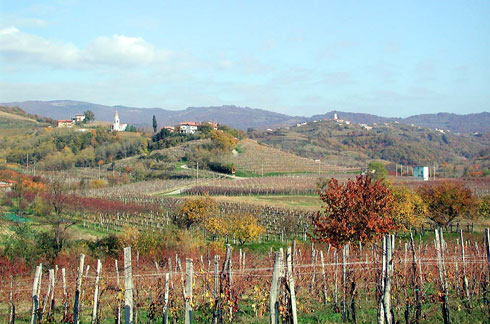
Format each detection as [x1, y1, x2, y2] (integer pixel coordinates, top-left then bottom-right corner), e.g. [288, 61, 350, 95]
[413, 166, 429, 181]
[179, 122, 200, 134]
[72, 114, 86, 123]
[111, 111, 127, 131]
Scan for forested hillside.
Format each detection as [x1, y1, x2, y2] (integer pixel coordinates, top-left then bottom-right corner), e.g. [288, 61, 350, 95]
[250, 120, 490, 169]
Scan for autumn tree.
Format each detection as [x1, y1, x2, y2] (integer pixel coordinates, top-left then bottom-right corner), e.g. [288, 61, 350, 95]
[176, 195, 217, 229]
[311, 175, 395, 247]
[368, 161, 388, 180]
[477, 196, 490, 218]
[210, 130, 237, 152]
[43, 178, 76, 250]
[417, 181, 477, 227]
[390, 185, 427, 231]
[228, 213, 265, 245]
[204, 216, 228, 240]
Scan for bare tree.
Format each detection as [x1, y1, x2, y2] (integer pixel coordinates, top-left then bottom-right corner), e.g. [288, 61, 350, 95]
[44, 178, 76, 250]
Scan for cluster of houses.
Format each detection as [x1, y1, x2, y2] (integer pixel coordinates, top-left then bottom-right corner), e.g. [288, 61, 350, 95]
[57, 114, 86, 128]
[56, 111, 219, 135]
[162, 121, 218, 135]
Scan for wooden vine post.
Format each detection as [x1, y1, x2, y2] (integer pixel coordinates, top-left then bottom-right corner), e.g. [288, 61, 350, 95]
[185, 258, 193, 324]
[8, 276, 15, 324]
[269, 248, 284, 324]
[115, 260, 121, 324]
[435, 229, 451, 324]
[286, 247, 298, 324]
[485, 229, 490, 309]
[73, 254, 85, 324]
[124, 247, 134, 324]
[30, 264, 42, 324]
[163, 273, 169, 324]
[320, 250, 328, 305]
[459, 230, 470, 308]
[92, 259, 102, 324]
[383, 235, 393, 324]
[409, 233, 421, 323]
[62, 268, 68, 321]
[377, 237, 386, 324]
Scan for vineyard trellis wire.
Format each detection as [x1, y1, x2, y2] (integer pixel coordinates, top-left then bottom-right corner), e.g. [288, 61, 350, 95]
[3, 229, 490, 323]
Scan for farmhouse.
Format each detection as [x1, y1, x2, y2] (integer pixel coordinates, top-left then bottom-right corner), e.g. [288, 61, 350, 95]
[57, 120, 74, 128]
[162, 126, 175, 133]
[72, 114, 86, 123]
[179, 122, 200, 134]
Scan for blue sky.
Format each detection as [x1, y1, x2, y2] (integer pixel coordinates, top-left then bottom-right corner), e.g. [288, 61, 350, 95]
[0, 1, 489, 117]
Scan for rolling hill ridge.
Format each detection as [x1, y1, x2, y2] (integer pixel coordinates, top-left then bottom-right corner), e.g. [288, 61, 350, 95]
[1, 100, 489, 133]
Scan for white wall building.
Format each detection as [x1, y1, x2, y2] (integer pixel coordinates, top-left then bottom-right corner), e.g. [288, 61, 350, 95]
[111, 111, 127, 131]
[179, 122, 199, 134]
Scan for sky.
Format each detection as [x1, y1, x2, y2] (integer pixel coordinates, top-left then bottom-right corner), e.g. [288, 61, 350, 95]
[0, 1, 489, 117]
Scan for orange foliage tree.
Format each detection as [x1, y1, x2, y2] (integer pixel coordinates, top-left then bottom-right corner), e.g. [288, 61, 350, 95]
[417, 181, 477, 227]
[311, 175, 395, 247]
[176, 195, 217, 229]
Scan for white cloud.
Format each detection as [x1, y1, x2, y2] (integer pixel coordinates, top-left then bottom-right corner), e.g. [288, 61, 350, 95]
[0, 26, 80, 67]
[85, 35, 169, 66]
[0, 26, 170, 69]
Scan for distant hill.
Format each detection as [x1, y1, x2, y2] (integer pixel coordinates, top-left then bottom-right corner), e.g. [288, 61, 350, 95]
[1, 100, 301, 130]
[0, 106, 54, 134]
[1, 100, 488, 133]
[250, 119, 490, 168]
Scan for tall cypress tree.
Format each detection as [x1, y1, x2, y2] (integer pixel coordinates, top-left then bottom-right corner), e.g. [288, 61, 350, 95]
[152, 115, 157, 133]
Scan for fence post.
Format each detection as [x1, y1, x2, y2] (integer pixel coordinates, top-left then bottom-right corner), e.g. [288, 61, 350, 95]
[225, 244, 233, 285]
[485, 229, 490, 299]
[286, 247, 298, 324]
[30, 264, 42, 324]
[377, 238, 386, 324]
[320, 250, 328, 305]
[73, 255, 85, 324]
[48, 268, 55, 314]
[383, 235, 393, 324]
[163, 273, 169, 324]
[269, 249, 284, 324]
[459, 230, 470, 308]
[124, 247, 134, 324]
[92, 259, 102, 324]
[115, 260, 121, 324]
[185, 258, 193, 324]
[62, 268, 68, 321]
[409, 233, 421, 323]
[435, 229, 451, 324]
[8, 276, 15, 324]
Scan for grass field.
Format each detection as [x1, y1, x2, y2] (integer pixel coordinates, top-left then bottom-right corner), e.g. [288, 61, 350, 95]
[199, 194, 323, 211]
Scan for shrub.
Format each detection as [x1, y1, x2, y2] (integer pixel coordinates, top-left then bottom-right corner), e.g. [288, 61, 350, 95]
[89, 179, 107, 189]
[88, 235, 120, 258]
[208, 162, 235, 174]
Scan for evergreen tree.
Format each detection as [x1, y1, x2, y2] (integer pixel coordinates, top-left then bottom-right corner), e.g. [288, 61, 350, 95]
[83, 110, 95, 122]
[152, 115, 157, 133]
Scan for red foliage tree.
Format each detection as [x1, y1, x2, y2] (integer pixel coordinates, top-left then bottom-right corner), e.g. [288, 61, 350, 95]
[311, 175, 395, 247]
